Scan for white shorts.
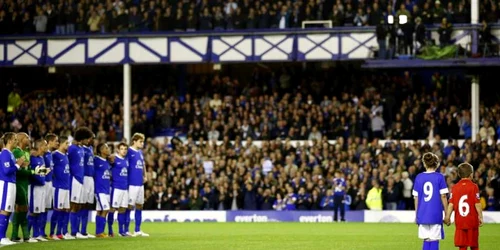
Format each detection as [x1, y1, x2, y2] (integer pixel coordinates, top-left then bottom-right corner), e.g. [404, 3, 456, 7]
[111, 188, 128, 208]
[418, 224, 444, 240]
[83, 176, 95, 204]
[128, 185, 144, 205]
[96, 193, 111, 211]
[0, 181, 16, 212]
[28, 185, 46, 213]
[53, 188, 70, 210]
[70, 178, 85, 204]
[45, 181, 53, 209]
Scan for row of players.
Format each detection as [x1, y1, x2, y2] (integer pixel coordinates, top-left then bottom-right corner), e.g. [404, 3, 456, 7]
[0, 128, 149, 245]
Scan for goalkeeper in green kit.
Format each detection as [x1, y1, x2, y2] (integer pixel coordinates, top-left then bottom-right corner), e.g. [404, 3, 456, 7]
[11, 133, 38, 243]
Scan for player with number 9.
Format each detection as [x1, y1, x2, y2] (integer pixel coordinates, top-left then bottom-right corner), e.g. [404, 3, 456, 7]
[444, 162, 483, 250]
[413, 152, 449, 250]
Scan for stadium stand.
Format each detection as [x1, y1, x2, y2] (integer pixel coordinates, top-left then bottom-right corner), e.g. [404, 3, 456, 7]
[1, 65, 500, 212]
[0, 0, 492, 35]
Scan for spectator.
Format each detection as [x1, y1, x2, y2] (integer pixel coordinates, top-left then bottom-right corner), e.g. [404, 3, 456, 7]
[273, 193, 286, 211]
[371, 112, 385, 139]
[34, 8, 48, 34]
[88, 11, 101, 33]
[55, 4, 66, 34]
[479, 120, 495, 141]
[415, 17, 426, 53]
[376, 20, 387, 59]
[383, 177, 400, 210]
[438, 17, 452, 47]
[66, 6, 76, 34]
[308, 126, 322, 141]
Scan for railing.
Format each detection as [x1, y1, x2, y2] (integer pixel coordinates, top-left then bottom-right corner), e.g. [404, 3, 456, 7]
[0, 24, 491, 67]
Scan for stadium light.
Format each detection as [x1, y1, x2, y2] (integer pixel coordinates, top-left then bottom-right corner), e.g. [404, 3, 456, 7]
[387, 14, 407, 25]
[387, 15, 394, 25]
[399, 15, 408, 25]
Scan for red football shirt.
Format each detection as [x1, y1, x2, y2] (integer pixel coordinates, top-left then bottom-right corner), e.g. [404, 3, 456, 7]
[449, 179, 480, 229]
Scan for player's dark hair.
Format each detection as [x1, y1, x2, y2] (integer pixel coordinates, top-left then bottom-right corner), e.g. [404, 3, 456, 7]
[45, 133, 58, 143]
[74, 127, 93, 141]
[96, 142, 107, 156]
[422, 152, 439, 170]
[457, 163, 474, 179]
[118, 142, 128, 149]
[1, 132, 16, 145]
[0, 133, 3, 149]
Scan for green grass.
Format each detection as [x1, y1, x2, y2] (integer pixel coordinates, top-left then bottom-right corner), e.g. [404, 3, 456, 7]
[6, 223, 500, 250]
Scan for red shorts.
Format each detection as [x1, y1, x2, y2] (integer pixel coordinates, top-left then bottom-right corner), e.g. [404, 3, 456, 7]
[454, 228, 479, 247]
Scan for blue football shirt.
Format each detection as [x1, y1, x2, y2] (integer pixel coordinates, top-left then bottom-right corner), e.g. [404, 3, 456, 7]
[413, 172, 449, 224]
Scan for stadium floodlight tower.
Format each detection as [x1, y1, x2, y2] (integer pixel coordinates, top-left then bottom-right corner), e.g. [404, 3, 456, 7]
[123, 63, 131, 143]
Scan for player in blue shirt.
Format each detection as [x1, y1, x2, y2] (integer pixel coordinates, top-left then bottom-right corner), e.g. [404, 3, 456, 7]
[126, 133, 149, 237]
[94, 143, 111, 238]
[109, 142, 130, 237]
[28, 139, 49, 242]
[80, 133, 96, 238]
[0, 133, 25, 246]
[40, 133, 58, 239]
[333, 170, 346, 222]
[413, 152, 449, 250]
[51, 136, 74, 240]
[68, 127, 93, 239]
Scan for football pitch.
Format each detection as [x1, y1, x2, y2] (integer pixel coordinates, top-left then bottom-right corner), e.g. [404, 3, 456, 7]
[6, 223, 500, 250]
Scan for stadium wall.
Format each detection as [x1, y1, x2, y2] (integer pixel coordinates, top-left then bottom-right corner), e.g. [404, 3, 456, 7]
[70, 211, 500, 223]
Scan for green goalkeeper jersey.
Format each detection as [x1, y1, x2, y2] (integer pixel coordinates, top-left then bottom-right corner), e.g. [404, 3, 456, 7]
[13, 147, 31, 191]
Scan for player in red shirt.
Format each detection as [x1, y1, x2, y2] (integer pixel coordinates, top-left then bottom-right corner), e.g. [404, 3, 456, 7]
[444, 162, 483, 250]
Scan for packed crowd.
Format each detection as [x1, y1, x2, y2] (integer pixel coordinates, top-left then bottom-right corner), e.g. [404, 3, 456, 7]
[0, 0, 494, 35]
[2, 66, 500, 212]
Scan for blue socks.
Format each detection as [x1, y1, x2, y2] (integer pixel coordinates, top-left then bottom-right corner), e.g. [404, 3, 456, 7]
[0, 214, 9, 238]
[107, 212, 114, 235]
[135, 209, 142, 233]
[422, 241, 429, 250]
[70, 211, 80, 236]
[56, 211, 64, 235]
[63, 211, 69, 235]
[40, 212, 47, 236]
[125, 209, 131, 233]
[423, 241, 439, 250]
[117, 213, 125, 235]
[28, 215, 39, 238]
[80, 209, 89, 235]
[429, 241, 439, 250]
[96, 215, 106, 235]
[50, 210, 59, 236]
